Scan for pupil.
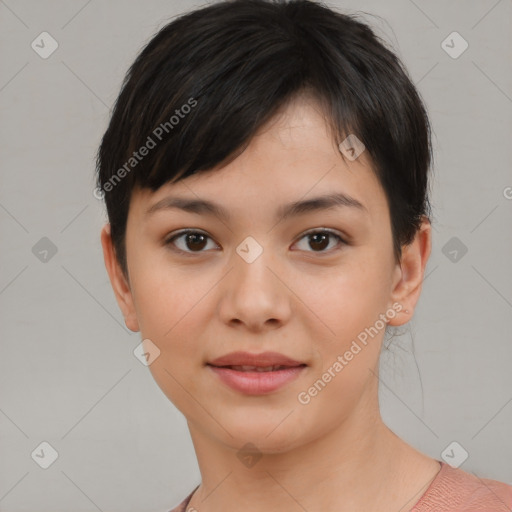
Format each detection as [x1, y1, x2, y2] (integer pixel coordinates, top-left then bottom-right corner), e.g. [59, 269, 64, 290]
[187, 233, 207, 251]
[310, 233, 328, 251]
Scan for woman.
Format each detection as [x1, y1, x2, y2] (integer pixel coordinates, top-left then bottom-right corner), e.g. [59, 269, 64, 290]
[96, 0, 512, 510]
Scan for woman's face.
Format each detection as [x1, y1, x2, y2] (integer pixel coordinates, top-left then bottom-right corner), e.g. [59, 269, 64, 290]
[102, 95, 424, 454]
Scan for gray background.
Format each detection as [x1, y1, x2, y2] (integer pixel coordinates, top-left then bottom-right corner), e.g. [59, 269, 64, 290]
[1, 0, 511, 511]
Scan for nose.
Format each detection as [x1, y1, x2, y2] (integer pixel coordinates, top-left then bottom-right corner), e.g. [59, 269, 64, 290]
[217, 245, 292, 333]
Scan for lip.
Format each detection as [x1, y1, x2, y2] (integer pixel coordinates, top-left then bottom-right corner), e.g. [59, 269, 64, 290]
[207, 351, 305, 368]
[207, 365, 306, 395]
[206, 351, 307, 395]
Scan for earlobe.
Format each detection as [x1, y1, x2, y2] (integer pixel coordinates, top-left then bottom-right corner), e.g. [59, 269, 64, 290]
[100, 223, 140, 332]
[387, 217, 432, 327]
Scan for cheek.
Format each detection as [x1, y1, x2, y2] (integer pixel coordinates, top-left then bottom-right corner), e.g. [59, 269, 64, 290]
[129, 248, 206, 337]
[300, 253, 386, 337]
[128, 267, 214, 405]
[297, 253, 387, 386]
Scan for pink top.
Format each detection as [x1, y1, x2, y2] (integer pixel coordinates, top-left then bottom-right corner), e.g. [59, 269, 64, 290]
[168, 460, 512, 512]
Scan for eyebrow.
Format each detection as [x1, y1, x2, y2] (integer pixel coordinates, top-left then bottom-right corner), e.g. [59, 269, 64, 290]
[145, 192, 369, 222]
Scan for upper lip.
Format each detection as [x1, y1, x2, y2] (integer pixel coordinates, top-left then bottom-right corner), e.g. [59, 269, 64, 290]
[207, 351, 306, 368]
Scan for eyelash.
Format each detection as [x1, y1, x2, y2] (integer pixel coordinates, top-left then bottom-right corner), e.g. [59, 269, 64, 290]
[164, 228, 347, 257]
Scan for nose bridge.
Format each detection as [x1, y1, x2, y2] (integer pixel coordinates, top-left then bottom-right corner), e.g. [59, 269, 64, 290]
[218, 234, 290, 329]
[232, 234, 278, 298]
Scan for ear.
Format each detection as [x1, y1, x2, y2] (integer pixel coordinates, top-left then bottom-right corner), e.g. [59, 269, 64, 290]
[100, 223, 140, 332]
[387, 216, 432, 326]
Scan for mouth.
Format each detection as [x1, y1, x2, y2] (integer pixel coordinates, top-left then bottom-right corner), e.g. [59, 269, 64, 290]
[208, 364, 306, 372]
[206, 364, 307, 394]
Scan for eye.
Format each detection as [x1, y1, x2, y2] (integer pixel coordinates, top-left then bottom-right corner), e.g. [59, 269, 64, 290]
[293, 228, 346, 253]
[165, 230, 219, 255]
[164, 228, 347, 256]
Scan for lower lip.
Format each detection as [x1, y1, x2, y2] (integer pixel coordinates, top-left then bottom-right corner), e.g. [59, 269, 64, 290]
[207, 365, 306, 395]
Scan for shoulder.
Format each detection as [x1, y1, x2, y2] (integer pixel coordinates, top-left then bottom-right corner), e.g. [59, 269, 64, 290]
[412, 461, 512, 511]
[168, 485, 199, 512]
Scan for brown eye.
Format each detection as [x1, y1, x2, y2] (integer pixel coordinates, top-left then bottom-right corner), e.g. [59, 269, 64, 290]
[293, 229, 345, 253]
[165, 230, 218, 254]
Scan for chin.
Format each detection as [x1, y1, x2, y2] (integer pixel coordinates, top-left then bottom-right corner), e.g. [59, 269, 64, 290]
[219, 417, 305, 454]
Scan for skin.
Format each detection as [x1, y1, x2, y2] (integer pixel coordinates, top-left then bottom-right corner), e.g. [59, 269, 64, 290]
[101, 94, 440, 512]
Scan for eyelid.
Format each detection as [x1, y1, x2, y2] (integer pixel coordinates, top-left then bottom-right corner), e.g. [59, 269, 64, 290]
[299, 227, 347, 243]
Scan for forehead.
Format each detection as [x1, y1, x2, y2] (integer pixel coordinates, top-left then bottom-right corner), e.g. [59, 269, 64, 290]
[128, 96, 389, 225]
